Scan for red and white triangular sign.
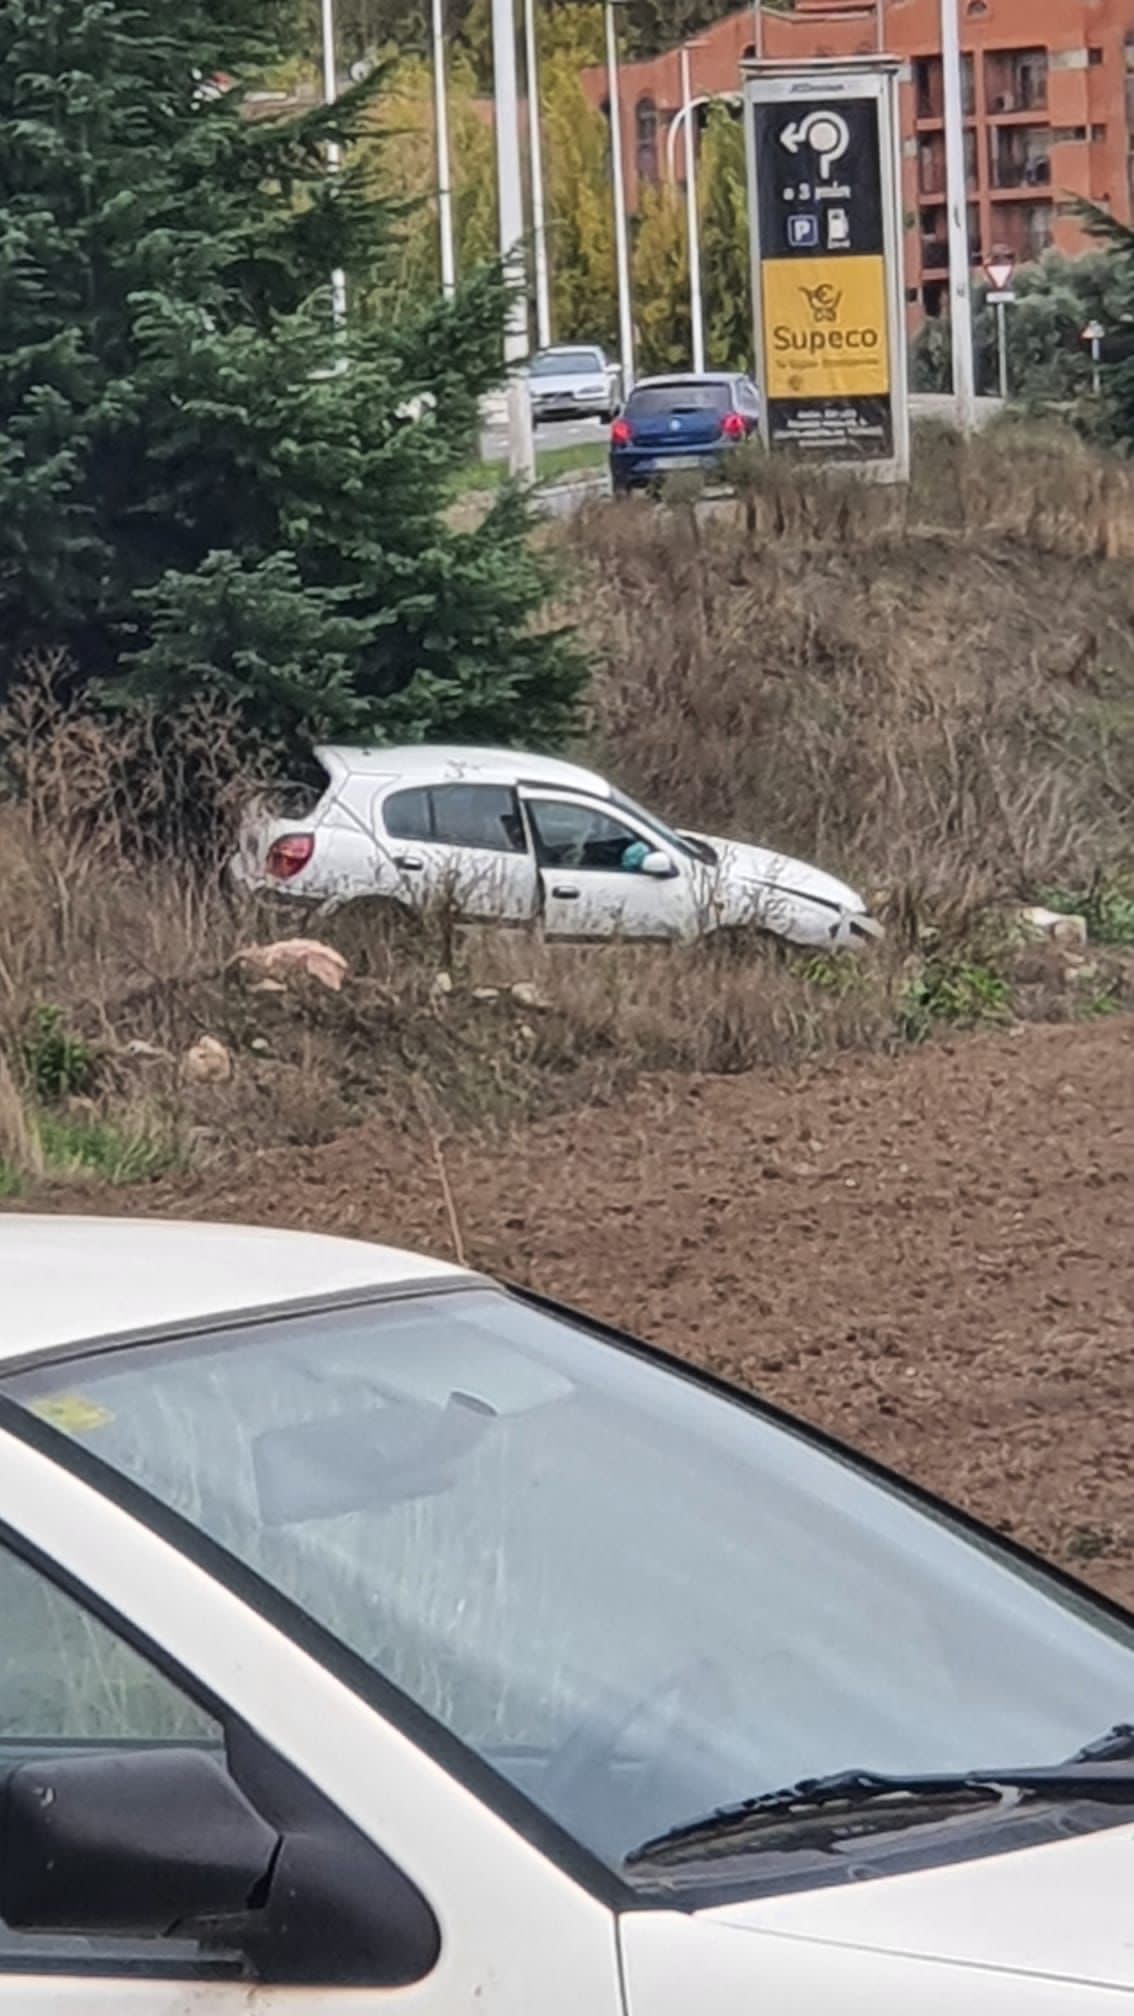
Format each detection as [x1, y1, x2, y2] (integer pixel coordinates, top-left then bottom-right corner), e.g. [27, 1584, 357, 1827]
[984, 253, 1015, 292]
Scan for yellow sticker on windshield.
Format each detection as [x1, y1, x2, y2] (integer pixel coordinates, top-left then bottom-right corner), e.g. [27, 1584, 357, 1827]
[28, 1393, 113, 1435]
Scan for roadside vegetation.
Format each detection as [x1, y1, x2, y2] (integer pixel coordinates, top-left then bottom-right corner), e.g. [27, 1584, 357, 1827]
[5, 422, 1134, 1198]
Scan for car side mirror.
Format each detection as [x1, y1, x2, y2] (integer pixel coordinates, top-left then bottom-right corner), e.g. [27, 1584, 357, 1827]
[0, 1747, 278, 1936]
[639, 849, 676, 878]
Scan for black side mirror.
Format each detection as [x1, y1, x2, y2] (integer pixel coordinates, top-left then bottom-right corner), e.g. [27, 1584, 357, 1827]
[0, 1733, 441, 1988]
[0, 1748, 277, 1935]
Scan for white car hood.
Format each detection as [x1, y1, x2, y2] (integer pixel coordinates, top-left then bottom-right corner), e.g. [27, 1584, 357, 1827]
[688, 832, 866, 918]
[707, 1819, 1134, 1990]
[532, 372, 605, 397]
[622, 1824, 1134, 2012]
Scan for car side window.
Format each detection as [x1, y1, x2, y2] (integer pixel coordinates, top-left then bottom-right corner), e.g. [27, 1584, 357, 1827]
[526, 798, 655, 873]
[0, 1541, 238, 1976]
[383, 786, 432, 841]
[429, 784, 527, 854]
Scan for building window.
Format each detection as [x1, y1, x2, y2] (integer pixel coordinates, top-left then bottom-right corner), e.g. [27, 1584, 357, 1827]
[989, 124, 1053, 187]
[636, 96, 658, 184]
[915, 53, 974, 118]
[917, 128, 977, 193]
[1024, 201, 1054, 255]
[985, 47, 1048, 113]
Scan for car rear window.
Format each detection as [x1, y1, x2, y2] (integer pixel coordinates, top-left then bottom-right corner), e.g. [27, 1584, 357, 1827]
[531, 350, 603, 377]
[627, 382, 730, 416]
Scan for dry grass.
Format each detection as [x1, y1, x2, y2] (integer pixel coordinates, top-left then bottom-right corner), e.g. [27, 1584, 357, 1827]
[563, 420, 1134, 947]
[4, 420, 1134, 1194]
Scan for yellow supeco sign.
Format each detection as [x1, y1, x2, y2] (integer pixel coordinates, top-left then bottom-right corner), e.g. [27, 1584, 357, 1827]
[763, 255, 890, 400]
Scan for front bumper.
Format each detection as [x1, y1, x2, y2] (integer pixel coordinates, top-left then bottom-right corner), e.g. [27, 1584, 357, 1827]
[532, 395, 610, 421]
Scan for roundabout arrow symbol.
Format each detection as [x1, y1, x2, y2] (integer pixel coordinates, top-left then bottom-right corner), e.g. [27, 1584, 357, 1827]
[780, 108, 850, 179]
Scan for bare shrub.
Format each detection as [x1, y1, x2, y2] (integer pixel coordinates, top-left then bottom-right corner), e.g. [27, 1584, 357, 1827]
[562, 421, 1134, 944]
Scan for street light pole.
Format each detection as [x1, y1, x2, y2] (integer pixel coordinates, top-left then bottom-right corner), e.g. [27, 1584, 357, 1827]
[523, 0, 552, 349]
[604, 0, 635, 393]
[680, 45, 705, 375]
[491, 0, 536, 480]
[940, 0, 974, 430]
[319, 0, 348, 329]
[431, 0, 456, 297]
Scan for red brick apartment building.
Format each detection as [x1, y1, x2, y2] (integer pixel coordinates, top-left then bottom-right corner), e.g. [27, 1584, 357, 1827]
[580, 0, 1134, 316]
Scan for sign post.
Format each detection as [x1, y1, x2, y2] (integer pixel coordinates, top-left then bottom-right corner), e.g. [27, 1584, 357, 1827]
[1082, 319, 1105, 397]
[983, 251, 1015, 404]
[742, 56, 908, 482]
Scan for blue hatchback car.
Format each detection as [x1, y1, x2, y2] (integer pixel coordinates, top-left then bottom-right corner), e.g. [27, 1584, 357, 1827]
[609, 372, 760, 493]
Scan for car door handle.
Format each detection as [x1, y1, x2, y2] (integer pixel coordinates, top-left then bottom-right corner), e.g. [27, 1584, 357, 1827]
[393, 854, 424, 871]
[552, 884, 579, 899]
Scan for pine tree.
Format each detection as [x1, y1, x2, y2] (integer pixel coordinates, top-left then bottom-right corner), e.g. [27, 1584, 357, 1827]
[541, 46, 617, 349]
[910, 245, 1124, 406]
[700, 108, 751, 373]
[633, 186, 689, 375]
[0, 0, 585, 756]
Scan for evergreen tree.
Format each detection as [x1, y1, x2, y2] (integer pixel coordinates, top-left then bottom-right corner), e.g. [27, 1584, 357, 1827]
[360, 50, 496, 310]
[0, 0, 584, 755]
[910, 246, 1126, 407]
[700, 107, 751, 372]
[633, 185, 689, 374]
[541, 45, 617, 349]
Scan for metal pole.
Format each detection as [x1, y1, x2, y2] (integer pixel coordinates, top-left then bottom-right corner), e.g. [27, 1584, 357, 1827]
[940, 0, 974, 430]
[996, 296, 1008, 401]
[491, 0, 536, 480]
[523, 0, 552, 349]
[681, 46, 705, 375]
[605, 0, 635, 393]
[1092, 335, 1101, 397]
[319, 0, 347, 327]
[431, 0, 456, 297]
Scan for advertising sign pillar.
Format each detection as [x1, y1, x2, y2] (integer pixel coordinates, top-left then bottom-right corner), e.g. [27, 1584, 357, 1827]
[743, 57, 908, 482]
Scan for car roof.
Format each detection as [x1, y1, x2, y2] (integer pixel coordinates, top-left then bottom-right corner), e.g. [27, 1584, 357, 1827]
[315, 744, 613, 798]
[1, 1217, 467, 1358]
[630, 372, 745, 389]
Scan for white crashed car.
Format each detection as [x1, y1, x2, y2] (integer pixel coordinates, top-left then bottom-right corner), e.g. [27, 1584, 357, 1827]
[4, 1213, 1134, 2011]
[234, 746, 882, 950]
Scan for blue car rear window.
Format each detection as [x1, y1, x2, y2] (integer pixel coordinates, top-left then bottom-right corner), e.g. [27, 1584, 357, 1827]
[626, 383, 731, 416]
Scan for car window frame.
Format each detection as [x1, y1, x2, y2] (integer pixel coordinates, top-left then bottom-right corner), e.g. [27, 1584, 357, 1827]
[380, 783, 434, 844]
[0, 1523, 244, 1979]
[0, 1374, 632, 1915]
[520, 791, 678, 877]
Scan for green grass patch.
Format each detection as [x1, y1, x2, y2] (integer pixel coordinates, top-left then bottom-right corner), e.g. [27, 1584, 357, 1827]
[899, 958, 1011, 1043]
[456, 441, 608, 495]
[36, 1111, 180, 1187]
[1039, 873, 1134, 947]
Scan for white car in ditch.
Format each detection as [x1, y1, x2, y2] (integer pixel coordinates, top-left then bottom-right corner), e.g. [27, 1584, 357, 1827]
[235, 746, 882, 950]
[4, 1211, 1134, 2012]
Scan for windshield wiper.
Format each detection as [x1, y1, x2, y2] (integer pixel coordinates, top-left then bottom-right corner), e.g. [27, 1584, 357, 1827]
[626, 1760, 1134, 1866]
[1066, 1721, 1134, 1764]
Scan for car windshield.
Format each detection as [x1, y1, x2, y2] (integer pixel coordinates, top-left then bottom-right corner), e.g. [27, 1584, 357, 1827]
[628, 382, 731, 415]
[607, 787, 698, 859]
[531, 350, 603, 377]
[11, 1288, 1134, 1878]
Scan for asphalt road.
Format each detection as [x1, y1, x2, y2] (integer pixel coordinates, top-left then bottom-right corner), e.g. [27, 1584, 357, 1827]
[478, 396, 1003, 465]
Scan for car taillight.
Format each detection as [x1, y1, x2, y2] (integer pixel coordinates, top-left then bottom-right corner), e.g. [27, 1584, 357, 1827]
[721, 411, 746, 440]
[611, 417, 632, 446]
[265, 833, 314, 880]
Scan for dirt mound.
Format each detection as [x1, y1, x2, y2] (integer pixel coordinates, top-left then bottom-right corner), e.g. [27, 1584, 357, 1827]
[102, 1015, 1134, 1607]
